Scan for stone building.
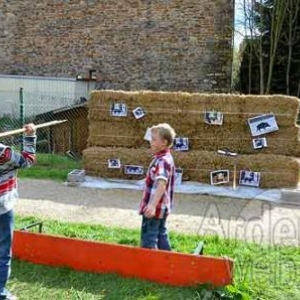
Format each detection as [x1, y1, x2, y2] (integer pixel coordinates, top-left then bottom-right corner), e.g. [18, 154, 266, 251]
[0, 0, 234, 92]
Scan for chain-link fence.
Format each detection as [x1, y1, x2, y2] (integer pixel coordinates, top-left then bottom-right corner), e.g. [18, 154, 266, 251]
[0, 75, 94, 157]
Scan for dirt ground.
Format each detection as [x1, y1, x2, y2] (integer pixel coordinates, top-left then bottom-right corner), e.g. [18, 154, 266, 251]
[16, 178, 300, 246]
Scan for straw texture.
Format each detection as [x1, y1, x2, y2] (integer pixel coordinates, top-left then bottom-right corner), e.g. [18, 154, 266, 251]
[83, 147, 300, 188]
[84, 90, 300, 188]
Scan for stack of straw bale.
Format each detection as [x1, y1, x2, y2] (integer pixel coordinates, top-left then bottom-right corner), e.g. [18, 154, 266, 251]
[83, 90, 300, 188]
[83, 147, 300, 188]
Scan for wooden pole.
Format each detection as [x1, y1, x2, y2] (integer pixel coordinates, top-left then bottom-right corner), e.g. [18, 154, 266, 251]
[233, 162, 237, 190]
[0, 120, 67, 138]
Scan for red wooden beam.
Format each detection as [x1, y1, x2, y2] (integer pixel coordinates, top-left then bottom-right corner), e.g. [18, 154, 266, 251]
[12, 231, 233, 287]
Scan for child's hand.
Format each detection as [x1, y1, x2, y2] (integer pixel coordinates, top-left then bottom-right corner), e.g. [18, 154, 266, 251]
[143, 203, 156, 218]
[24, 123, 36, 136]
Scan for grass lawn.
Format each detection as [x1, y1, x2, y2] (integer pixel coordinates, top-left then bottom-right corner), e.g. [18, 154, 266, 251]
[9, 215, 300, 300]
[11, 261, 204, 300]
[18, 153, 82, 181]
[13, 154, 300, 299]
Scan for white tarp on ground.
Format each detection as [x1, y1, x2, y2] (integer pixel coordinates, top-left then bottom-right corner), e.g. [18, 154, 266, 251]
[79, 176, 287, 203]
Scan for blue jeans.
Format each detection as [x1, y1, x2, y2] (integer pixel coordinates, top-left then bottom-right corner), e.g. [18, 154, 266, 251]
[141, 214, 171, 251]
[0, 210, 13, 296]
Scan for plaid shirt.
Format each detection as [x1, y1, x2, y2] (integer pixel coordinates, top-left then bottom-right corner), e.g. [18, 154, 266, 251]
[0, 135, 36, 215]
[139, 148, 175, 219]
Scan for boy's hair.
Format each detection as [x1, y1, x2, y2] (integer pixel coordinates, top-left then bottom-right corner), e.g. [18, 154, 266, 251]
[151, 123, 176, 148]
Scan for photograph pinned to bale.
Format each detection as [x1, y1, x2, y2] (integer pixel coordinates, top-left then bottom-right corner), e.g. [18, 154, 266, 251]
[210, 170, 230, 185]
[132, 107, 146, 119]
[239, 170, 261, 187]
[124, 165, 144, 175]
[248, 114, 279, 137]
[252, 137, 267, 150]
[204, 111, 223, 125]
[173, 137, 189, 151]
[110, 103, 128, 117]
[143, 127, 152, 142]
[175, 168, 183, 185]
[108, 159, 121, 169]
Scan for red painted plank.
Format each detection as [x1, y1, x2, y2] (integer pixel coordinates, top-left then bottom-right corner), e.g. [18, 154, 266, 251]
[12, 231, 233, 287]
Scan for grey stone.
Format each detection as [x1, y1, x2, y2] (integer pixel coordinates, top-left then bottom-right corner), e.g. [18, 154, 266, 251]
[68, 169, 86, 183]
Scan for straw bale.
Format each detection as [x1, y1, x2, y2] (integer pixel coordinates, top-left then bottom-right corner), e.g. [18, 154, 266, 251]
[85, 91, 300, 188]
[88, 105, 298, 142]
[88, 120, 146, 148]
[236, 154, 300, 189]
[83, 147, 300, 188]
[87, 91, 300, 156]
[87, 119, 300, 156]
[83, 147, 152, 180]
[172, 151, 300, 188]
[87, 120, 198, 149]
[189, 126, 300, 156]
[89, 91, 300, 127]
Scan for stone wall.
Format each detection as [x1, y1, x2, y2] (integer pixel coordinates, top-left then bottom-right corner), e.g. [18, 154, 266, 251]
[0, 0, 234, 92]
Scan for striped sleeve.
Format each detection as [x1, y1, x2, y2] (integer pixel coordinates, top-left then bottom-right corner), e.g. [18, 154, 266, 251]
[4, 135, 36, 168]
[155, 159, 171, 182]
[23, 135, 36, 154]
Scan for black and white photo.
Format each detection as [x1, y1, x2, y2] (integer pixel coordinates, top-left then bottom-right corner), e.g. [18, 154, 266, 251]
[210, 170, 230, 185]
[204, 111, 223, 125]
[175, 168, 183, 185]
[124, 165, 144, 175]
[173, 137, 189, 151]
[239, 170, 261, 187]
[110, 103, 128, 117]
[132, 107, 145, 119]
[248, 114, 278, 137]
[252, 137, 268, 149]
[108, 159, 121, 169]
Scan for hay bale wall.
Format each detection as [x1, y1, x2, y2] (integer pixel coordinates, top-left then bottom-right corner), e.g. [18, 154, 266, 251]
[88, 91, 300, 156]
[84, 91, 300, 188]
[83, 147, 300, 188]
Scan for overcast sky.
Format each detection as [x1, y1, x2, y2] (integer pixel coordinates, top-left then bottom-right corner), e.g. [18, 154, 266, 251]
[234, 0, 246, 47]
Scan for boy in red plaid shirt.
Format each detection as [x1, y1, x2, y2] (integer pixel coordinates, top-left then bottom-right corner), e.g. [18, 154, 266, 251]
[139, 123, 176, 250]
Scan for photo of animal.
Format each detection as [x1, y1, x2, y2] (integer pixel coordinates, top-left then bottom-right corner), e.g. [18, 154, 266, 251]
[252, 137, 267, 149]
[256, 122, 270, 132]
[248, 114, 278, 137]
[204, 111, 223, 125]
[110, 103, 128, 117]
[124, 165, 144, 175]
[239, 170, 261, 187]
[210, 170, 230, 185]
[108, 159, 121, 169]
[132, 107, 145, 119]
[173, 137, 189, 151]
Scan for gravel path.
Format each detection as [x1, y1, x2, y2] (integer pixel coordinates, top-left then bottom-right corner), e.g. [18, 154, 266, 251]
[16, 178, 300, 246]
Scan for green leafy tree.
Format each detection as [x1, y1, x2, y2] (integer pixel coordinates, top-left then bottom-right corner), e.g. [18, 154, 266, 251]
[239, 0, 300, 96]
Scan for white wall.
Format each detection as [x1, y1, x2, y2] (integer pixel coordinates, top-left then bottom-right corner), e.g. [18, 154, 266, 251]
[0, 74, 94, 118]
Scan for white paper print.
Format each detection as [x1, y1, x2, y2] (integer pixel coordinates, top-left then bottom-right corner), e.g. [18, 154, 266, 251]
[248, 114, 278, 137]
